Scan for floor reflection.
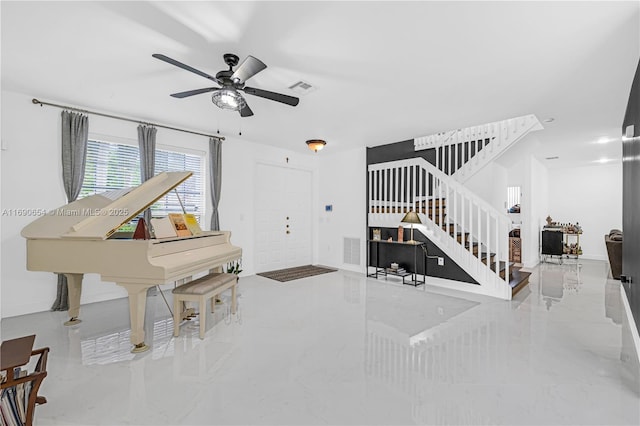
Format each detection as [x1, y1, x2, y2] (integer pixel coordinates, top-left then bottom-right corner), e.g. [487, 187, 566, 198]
[538, 262, 582, 310]
[365, 283, 486, 424]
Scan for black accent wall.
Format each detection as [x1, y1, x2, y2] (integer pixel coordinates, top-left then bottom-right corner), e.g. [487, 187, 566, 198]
[622, 58, 640, 332]
[367, 139, 435, 165]
[368, 227, 478, 284]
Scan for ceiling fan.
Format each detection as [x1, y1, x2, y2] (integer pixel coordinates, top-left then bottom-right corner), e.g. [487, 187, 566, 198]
[152, 53, 299, 117]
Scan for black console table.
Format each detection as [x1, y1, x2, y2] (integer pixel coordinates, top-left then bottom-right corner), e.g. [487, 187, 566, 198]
[367, 240, 426, 286]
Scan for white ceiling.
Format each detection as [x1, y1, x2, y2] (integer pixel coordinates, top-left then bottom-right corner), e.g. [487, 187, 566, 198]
[2, 1, 639, 167]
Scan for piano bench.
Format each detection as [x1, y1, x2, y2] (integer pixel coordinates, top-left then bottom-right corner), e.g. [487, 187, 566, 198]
[172, 272, 238, 339]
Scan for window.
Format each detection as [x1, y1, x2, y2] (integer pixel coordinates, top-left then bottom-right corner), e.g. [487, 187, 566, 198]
[80, 139, 205, 231]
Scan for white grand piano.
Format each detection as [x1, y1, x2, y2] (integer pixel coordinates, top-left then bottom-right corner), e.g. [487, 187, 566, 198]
[21, 171, 242, 353]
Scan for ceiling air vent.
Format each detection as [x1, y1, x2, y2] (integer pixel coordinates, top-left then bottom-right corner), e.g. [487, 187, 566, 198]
[288, 80, 316, 95]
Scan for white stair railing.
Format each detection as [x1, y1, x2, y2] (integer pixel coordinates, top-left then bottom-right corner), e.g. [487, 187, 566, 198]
[368, 157, 512, 300]
[414, 114, 543, 183]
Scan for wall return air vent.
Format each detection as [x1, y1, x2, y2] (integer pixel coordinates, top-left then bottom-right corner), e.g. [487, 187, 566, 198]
[343, 237, 361, 266]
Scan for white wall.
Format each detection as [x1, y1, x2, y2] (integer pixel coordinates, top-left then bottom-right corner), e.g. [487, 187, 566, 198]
[317, 147, 367, 272]
[523, 156, 549, 268]
[1, 89, 318, 318]
[464, 162, 508, 213]
[547, 162, 622, 261]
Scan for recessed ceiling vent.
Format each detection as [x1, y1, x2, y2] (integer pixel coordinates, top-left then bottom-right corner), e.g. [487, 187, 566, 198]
[288, 80, 316, 95]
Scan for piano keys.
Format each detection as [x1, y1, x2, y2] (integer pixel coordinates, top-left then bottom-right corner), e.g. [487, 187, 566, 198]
[21, 171, 242, 353]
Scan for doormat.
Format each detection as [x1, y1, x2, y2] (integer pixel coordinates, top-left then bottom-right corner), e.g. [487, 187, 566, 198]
[257, 265, 337, 282]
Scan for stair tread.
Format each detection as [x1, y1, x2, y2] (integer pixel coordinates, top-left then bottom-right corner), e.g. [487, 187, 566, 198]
[510, 269, 531, 296]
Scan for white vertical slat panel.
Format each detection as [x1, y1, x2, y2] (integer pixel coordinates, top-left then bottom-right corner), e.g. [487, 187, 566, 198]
[373, 169, 378, 214]
[460, 195, 465, 252]
[418, 165, 423, 214]
[381, 168, 384, 215]
[453, 134, 458, 176]
[391, 168, 395, 215]
[374, 168, 379, 215]
[416, 165, 420, 212]
[436, 175, 441, 229]
[412, 165, 416, 213]
[453, 188, 458, 255]
[466, 133, 471, 170]
[399, 166, 404, 213]
[404, 165, 409, 214]
[485, 206, 491, 279]
[431, 170, 436, 221]
[493, 215, 499, 283]
[405, 166, 410, 213]
[368, 169, 373, 214]
[437, 181, 449, 234]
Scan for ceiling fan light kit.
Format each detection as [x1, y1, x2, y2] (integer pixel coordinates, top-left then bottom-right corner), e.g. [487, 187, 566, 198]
[153, 52, 299, 117]
[211, 89, 246, 111]
[306, 139, 326, 152]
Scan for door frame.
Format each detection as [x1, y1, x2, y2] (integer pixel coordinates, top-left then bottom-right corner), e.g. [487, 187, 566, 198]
[253, 161, 317, 272]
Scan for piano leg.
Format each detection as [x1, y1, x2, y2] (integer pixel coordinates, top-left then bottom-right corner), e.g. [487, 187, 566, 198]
[63, 273, 83, 326]
[117, 282, 153, 353]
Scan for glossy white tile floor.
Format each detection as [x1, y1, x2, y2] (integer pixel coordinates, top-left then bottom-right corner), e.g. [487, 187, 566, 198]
[2, 259, 640, 425]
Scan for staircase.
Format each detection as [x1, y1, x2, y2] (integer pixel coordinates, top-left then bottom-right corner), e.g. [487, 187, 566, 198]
[413, 114, 543, 183]
[368, 157, 530, 300]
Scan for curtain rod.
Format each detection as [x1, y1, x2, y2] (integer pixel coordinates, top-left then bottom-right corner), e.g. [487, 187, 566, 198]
[32, 98, 225, 141]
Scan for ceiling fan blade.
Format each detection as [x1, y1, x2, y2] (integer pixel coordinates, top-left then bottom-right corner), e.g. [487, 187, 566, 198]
[152, 53, 219, 83]
[239, 102, 254, 117]
[231, 55, 266, 83]
[242, 86, 299, 106]
[170, 87, 219, 98]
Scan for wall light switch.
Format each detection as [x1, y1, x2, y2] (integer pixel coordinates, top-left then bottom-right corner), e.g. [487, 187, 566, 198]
[438, 257, 444, 266]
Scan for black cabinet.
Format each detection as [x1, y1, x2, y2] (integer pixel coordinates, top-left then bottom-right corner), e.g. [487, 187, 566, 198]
[542, 230, 564, 256]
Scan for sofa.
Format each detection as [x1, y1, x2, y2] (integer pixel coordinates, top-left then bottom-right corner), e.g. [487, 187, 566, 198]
[605, 229, 623, 280]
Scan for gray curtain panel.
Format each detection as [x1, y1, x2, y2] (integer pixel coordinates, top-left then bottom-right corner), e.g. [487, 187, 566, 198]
[208, 137, 222, 231]
[137, 125, 157, 225]
[53, 111, 89, 311]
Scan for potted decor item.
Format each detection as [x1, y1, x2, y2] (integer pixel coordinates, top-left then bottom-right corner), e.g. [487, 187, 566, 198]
[217, 259, 242, 304]
[226, 259, 243, 275]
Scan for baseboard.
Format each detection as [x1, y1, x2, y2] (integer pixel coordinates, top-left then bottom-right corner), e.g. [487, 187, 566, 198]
[620, 285, 640, 365]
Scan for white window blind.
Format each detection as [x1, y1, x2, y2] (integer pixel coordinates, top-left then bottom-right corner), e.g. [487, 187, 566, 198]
[80, 140, 205, 230]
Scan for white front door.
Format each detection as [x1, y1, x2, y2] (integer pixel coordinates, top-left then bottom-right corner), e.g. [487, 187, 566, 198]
[255, 164, 312, 272]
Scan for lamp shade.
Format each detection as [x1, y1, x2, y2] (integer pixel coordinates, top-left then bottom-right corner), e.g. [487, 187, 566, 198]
[401, 211, 422, 224]
[306, 139, 326, 152]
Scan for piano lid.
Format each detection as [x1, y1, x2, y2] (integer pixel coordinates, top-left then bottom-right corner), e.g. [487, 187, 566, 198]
[21, 171, 192, 240]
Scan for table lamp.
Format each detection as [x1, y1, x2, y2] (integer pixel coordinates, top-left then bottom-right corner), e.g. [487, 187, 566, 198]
[401, 211, 422, 243]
